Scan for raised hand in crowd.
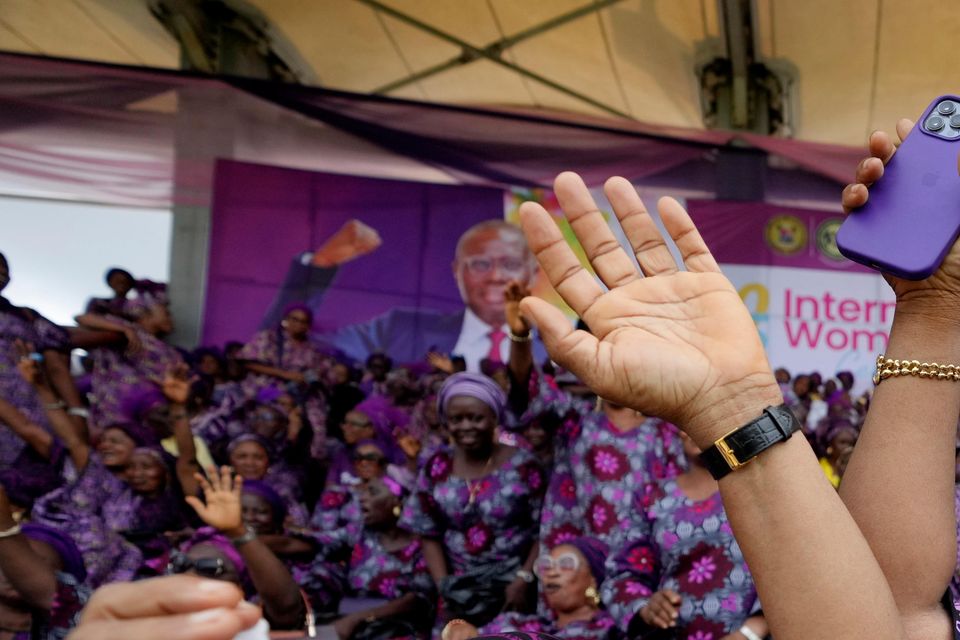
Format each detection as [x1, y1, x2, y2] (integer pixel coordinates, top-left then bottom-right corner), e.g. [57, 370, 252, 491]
[517, 171, 907, 640]
[186, 466, 245, 536]
[838, 118, 960, 637]
[67, 575, 262, 640]
[311, 219, 383, 268]
[427, 351, 455, 374]
[185, 466, 306, 631]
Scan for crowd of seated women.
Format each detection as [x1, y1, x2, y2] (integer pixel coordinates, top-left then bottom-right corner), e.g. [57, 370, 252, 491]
[0, 253, 876, 640]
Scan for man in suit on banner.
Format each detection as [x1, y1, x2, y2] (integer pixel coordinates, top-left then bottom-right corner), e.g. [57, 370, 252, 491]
[262, 219, 549, 371]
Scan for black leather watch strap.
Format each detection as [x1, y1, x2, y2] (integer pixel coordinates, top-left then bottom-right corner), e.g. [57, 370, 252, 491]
[699, 404, 801, 480]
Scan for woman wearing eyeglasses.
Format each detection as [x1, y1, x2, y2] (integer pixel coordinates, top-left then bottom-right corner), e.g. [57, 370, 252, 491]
[603, 433, 768, 640]
[227, 433, 309, 528]
[180, 466, 308, 632]
[443, 537, 620, 640]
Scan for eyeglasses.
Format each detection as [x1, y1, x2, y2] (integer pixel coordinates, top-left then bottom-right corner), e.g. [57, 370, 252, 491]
[353, 452, 386, 464]
[534, 552, 581, 578]
[461, 256, 528, 275]
[168, 553, 226, 579]
[344, 418, 373, 429]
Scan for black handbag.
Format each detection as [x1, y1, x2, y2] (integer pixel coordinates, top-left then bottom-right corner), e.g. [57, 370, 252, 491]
[439, 561, 521, 627]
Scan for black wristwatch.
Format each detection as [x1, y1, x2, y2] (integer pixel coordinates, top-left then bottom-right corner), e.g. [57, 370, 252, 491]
[699, 404, 801, 480]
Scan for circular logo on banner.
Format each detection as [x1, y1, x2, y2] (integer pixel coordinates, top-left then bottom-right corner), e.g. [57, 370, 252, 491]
[764, 215, 807, 255]
[815, 218, 844, 261]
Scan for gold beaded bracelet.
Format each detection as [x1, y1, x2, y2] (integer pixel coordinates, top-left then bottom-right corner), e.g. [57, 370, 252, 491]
[873, 354, 960, 385]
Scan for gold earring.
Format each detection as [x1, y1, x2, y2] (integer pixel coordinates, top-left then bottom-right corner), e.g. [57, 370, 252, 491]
[585, 585, 600, 607]
[392, 505, 402, 517]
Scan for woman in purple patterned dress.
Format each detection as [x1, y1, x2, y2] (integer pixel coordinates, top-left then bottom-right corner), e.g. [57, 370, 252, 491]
[227, 434, 309, 528]
[29, 366, 200, 587]
[237, 303, 331, 456]
[74, 282, 182, 430]
[0, 485, 90, 640]
[446, 537, 621, 640]
[0, 252, 81, 467]
[502, 280, 686, 553]
[330, 475, 435, 640]
[399, 373, 545, 631]
[602, 434, 767, 640]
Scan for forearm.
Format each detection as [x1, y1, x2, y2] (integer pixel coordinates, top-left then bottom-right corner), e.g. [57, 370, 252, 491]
[359, 593, 419, 621]
[67, 327, 126, 349]
[74, 313, 128, 333]
[32, 383, 89, 470]
[244, 363, 300, 382]
[508, 335, 533, 386]
[0, 510, 57, 611]
[521, 541, 538, 573]
[0, 399, 53, 459]
[233, 537, 304, 629]
[171, 406, 199, 497]
[719, 431, 906, 640]
[839, 312, 960, 613]
[422, 538, 449, 584]
[43, 350, 89, 442]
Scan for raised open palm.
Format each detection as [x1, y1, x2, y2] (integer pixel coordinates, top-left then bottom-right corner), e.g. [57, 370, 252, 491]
[185, 466, 243, 535]
[518, 173, 782, 446]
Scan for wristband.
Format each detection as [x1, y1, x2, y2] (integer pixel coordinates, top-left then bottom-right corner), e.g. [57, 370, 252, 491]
[739, 625, 763, 640]
[230, 527, 257, 546]
[0, 524, 22, 539]
[507, 330, 532, 343]
[67, 407, 89, 419]
[700, 404, 800, 480]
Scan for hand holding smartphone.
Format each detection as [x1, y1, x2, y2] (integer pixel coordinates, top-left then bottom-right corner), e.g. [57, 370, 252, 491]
[837, 96, 960, 280]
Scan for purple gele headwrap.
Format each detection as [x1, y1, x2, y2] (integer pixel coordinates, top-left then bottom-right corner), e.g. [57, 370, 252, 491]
[182, 527, 251, 593]
[119, 384, 167, 424]
[438, 372, 506, 423]
[21, 523, 87, 582]
[352, 397, 409, 465]
[255, 385, 284, 406]
[105, 421, 160, 448]
[382, 464, 414, 498]
[126, 280, 169, 319]
[564, 537, 609, 587]
[241, 479, 287, 527]
[227, 433, 274, 462]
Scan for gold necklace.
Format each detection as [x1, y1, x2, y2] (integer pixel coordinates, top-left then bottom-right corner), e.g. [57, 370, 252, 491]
[466, 453, 495, 505]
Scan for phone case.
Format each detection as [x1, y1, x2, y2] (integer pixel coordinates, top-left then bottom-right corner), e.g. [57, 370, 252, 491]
[836, 94, 960, 280]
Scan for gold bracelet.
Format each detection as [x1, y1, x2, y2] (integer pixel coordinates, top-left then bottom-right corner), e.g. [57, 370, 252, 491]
[873, 354, 960, 385]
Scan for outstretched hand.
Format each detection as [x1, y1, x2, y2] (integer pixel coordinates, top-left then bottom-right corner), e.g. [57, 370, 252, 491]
[185, 467, 244, 537]
[841, 118, 960, 316]
[312, 219, 383, 268]
[518, 173, 781, 447]
[160, 364, 195, 405]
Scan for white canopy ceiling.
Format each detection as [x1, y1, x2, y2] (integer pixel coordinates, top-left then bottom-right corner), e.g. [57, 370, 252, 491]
[0, 0, 954, 147]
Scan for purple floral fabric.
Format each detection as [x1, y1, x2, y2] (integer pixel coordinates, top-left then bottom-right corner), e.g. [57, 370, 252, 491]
[238, 328, 331, 453]
[86, 316, 182, 428]
[539, 389, 686, 552]
[602, 479, 759, 639]
[347, 531, 434, 602]
[481, 611, 620, 640]
[11, 570, 89, 640]
[398, 447, 545, 576]
[0, 300, 70, 465]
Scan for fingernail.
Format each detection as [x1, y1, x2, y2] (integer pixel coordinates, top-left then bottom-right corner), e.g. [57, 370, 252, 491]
[188, 608, 229, 624]
[195, 580, 236, 595]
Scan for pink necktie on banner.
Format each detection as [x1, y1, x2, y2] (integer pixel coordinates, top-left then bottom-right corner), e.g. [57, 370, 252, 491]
[487, 328, 506, 363]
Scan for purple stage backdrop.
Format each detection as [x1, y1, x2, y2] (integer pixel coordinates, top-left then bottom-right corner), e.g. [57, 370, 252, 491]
[203, 160, 504, 346]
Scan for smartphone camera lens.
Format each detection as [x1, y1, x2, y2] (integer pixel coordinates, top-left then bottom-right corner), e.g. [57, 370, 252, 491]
[927, 115, 946, 131]
[950, 115, 960, 129]
[938, 101, 957, 116]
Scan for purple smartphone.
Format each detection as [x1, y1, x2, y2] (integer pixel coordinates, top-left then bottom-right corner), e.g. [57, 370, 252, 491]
[836, 95, 960, 280]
